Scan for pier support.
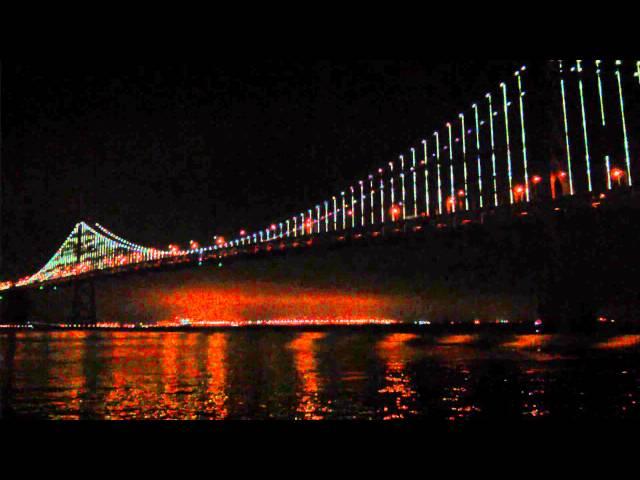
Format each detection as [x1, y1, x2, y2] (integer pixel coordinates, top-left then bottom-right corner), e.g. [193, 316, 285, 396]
[69, 221, 97, 325]
[71, 279, 96, 325]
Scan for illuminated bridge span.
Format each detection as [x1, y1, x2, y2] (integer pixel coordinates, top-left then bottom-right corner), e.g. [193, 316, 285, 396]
[2, 59, 640, 296]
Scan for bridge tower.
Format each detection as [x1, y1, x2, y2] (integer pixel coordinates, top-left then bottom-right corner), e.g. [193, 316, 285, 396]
[70, 222, 97, 325]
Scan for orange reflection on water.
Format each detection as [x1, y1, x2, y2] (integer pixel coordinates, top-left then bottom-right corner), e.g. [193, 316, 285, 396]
[157, 282, 400, 324]
[520, 367, 550, 418]
[441, 365, 481, 422]
[438, 334, 477, 345]
[203, 333, 229, 419]
[12, 331, 230, 420]
[597, 335, 640, 350]
[47, 331, 88, 420]
[287, 332, 329, 420]
[102, 332, 221, 419]
[503, 335, 553, 350]
[377, 333, 419, 420]
[103, 332, 168, 419]
[161, 333, 201, 419]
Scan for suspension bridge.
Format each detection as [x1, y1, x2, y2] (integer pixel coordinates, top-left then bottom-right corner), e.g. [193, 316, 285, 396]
[2, 59, 640, 325]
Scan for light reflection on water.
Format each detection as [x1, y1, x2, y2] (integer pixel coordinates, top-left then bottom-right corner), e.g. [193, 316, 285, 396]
[596, 335, 640, 350]
[376, 333, 419, 420]
[1, 331, 640, 420]
[287, 332, 329, 420]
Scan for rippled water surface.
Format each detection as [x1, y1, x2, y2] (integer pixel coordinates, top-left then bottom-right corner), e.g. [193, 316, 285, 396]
[1, 330, 640, 420]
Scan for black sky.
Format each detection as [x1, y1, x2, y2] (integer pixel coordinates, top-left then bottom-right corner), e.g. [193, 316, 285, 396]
[1, 60, 522, 277]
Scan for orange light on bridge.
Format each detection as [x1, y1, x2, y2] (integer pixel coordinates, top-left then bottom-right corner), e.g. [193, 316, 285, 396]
[513, 184, 526, 202]
[239, 229, 246, 236]
[457, 189, 465, 198]
[531, 175, 542, 185]
[390, 204, 401, 221]
[611, 168, 625, 187]
[611, 168, 624, 180]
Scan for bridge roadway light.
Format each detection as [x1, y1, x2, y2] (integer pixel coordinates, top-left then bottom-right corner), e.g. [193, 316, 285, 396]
[432, 131, 443, 215]
[605, 156, 612, 190]
[421, 140, 430, 217]
[324, 201, 329, 232]
[446, 124, 456, 213]
[500, 83, 515, 203]
[458, 114, 469, 210]
[387, 163, 395, 220]
[472, 104, 483, 209]
[359, 181, 365, 227]
[341, 192, 346, 230]
[350, 187, 356, 228]
[293, 216, 298, 238]
[485, 93, 500, 206]
[315, 205, 321, 234]
[390, 176, 395, 206]
[410, 147, 418, 217]
[369, 175, 375, 225]
[332, 196, 337, 231]
[379, 178, 385, 223]
[575, 60, 593, 192]
[515, 71, 530, 201]
[595, 60, 607, 127]
[399, 155, 407, 219]
[614, 62, 632, 186]
[558, 61, 575, 195]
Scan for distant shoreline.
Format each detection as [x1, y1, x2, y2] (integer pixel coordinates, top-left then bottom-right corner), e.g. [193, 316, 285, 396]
[1, 322, 637, 335]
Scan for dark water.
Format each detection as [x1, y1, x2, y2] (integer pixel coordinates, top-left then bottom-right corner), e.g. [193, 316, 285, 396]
[1, 330, 639, 421]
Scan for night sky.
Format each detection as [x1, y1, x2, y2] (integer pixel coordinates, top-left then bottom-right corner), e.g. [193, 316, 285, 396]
[1, 60, 522, 278]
